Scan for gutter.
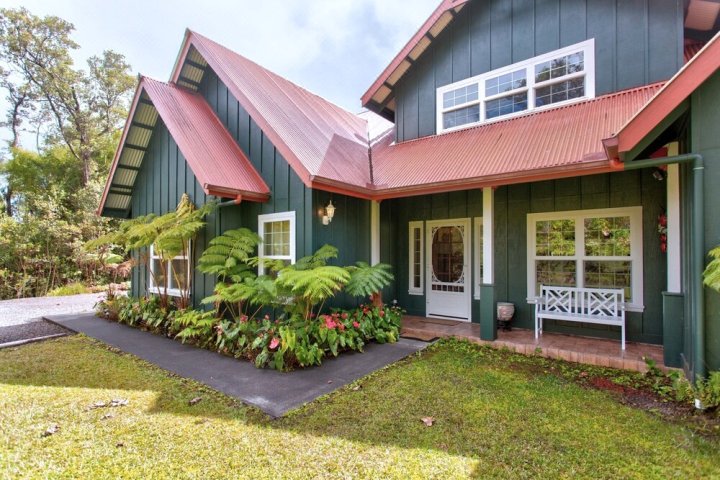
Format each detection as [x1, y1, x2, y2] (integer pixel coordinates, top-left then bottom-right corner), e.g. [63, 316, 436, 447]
[610, 153, 706, 380]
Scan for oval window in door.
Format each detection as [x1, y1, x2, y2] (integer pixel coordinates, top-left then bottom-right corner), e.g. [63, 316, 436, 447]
[431, 226, 465, 290]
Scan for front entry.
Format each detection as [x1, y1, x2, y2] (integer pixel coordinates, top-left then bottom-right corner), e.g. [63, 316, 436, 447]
[426, 218, 471, 320]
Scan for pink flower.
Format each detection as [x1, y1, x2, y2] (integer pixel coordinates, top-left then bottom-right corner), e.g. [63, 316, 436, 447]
[240, 315, 248, 323]
[341, 313, 348, 320]
[269, 337, 280, 350]
[353, 321, 360, 328]
[324, 317, 337, 329]
[264, 314, 270, 320]
[338, 323, 345, 331]
[379, 310, 385, 318]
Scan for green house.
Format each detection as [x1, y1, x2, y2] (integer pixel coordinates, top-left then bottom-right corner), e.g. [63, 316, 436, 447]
[99, 0, 720, 378]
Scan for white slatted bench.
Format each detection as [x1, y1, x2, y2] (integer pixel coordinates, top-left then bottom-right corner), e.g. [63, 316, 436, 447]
[534, 285, 626, 350]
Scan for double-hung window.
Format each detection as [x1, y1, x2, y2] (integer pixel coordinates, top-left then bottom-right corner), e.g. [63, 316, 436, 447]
[437, 39, 595, 132]
[527, 207, 643, 311]
[258, 211, 296, 275]
[148, 244, 191, 297]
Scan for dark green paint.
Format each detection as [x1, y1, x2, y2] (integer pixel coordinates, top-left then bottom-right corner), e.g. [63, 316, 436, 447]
[662, 292, 684, 368]
[394, 0, 683, 142]
[130, 65, 372, 310]
[690, 70, 720, 371]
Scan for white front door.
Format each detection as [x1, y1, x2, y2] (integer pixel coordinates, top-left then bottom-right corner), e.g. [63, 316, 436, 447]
[426, 218, 471, 321]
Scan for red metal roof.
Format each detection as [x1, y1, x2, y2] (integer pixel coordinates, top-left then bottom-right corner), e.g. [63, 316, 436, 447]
[173, 31, 376, 197]
[361, 0, 470, 116]
[142, 78, 270, 200]
[98, 77, 269, 215]
[684, 40, 706, 63]
[606, 32, 720, 158]
[370, 84, 663, 199]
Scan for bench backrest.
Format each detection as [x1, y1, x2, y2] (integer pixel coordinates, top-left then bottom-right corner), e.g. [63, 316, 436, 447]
[539, 285, 624, 317]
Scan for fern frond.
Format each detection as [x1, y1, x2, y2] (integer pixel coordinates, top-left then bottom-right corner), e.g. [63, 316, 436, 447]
[345, 262, 394, 298]
[704, 246, 720, 292]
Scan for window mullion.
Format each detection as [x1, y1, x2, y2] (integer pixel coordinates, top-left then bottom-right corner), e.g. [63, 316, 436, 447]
[576, 216, 585, 289]
[527, 65, 536, 109]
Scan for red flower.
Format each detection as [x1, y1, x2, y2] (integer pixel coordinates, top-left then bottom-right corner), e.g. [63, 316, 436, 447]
[338, 323, 345, 331]
[341, 313, 348, 320]
[353, 321, 360, 328]
[324, 316, 337, 329]
[269, 337, 280, 350]
[240, 315, 248, 323]
[379, 310, 385, 318]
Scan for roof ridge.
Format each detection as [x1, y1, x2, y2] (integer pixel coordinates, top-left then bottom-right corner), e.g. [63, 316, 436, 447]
[188, 30, 365, 123]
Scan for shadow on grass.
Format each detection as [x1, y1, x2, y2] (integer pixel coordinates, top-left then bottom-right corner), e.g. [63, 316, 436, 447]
[1, 335, 718, 478]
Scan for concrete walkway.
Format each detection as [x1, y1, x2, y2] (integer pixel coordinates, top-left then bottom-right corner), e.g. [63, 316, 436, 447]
[45, 313, 429, 417]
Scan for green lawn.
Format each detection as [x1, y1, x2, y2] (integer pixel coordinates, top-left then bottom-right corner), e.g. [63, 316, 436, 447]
[0, 336, 717, 479]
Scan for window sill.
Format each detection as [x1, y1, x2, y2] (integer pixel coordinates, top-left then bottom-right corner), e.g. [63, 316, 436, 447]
[148, 287, 188, 298]
[408, 290, 424, 296]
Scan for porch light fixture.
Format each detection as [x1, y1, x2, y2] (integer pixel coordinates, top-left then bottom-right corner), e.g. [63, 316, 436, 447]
[322, 200, 336, 225]
[652, 167, 667, 182]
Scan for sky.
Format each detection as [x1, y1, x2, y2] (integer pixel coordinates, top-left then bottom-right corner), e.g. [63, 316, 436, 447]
[0, 0, 439, 149]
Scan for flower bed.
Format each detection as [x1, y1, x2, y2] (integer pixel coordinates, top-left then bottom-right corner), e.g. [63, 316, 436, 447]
[96, 296, 402, 371]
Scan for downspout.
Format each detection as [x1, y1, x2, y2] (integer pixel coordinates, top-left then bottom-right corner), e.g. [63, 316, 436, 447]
[215, 195, 242, 237]
[611, 153, 705, 380]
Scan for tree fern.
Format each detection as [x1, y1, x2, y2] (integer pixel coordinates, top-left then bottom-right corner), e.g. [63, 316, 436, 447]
[345, 262, 394, 298]
[704, 246, 720, 292]
[276, 265, 350, 305]
[197, 228, 261, 279]
[293, 244, 338, 270]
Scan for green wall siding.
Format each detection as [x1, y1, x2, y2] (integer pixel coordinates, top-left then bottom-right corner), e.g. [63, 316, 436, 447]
[394, 0, 684, 142]
[383, 171, 666, 344]
[381, 189, 484, 321]
[690, 70, 720, 371]
[129, 119, 215, 305]
[130, 65, 372, 309]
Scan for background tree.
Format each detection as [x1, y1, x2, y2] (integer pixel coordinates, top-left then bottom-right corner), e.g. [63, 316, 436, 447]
[0, 7, 135, 299]
[0, 7, 134, 186]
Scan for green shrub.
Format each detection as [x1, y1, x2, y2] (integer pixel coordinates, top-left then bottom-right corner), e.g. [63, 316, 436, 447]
[48, 282, 91, 296]
[697, 371, 720, 411]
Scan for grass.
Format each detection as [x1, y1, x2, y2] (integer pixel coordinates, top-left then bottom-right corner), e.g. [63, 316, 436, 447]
[47, 282, 91, 297]
[0, 337, 718, 479]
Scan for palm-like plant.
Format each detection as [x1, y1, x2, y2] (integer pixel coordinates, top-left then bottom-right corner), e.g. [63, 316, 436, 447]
[345, 262, 394, 304]
[703, 246, 720, 293]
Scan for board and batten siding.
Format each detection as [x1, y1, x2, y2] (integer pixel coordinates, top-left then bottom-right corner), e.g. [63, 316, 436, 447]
[394, 0, 684, 142]
[382, 170, 666, 344]
[380, 189, 484, 321]
[494, 171, 666, 344]
[128, 65, 374, 308]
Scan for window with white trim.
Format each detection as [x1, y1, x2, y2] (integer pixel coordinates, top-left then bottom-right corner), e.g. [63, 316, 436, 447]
[148, 244, 191, 297]
[527, 207, 643, 311]
[437, 39, 595, 132]
[473, 217, 483, 299]
[408, 221, 424, 295]
[258, 211, 296, 274]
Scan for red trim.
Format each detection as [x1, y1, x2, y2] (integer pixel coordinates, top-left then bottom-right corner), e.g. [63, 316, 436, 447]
[205, 185, 269, 202]
[610, 32, 720, 155]
[97, 79, 144, 215]
[361, 0, 469, 109]
[177, 32, 316, 190]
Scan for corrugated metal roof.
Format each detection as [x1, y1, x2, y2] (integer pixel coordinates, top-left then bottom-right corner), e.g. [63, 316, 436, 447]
[684, 40, 706, 63]
[98, 77, 269, 216]
[174, 31, 376, 193]
[142, 77, 270, 200]
[370, 84, 663, 198]
[608, 31, 720, 158]
[361, 0, 470, 118]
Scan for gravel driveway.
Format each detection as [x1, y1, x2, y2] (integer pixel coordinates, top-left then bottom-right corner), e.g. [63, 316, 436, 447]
[0, 293, 105, 328]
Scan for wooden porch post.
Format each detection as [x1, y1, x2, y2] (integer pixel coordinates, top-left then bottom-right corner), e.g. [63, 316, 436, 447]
[480, 187, 497, 340]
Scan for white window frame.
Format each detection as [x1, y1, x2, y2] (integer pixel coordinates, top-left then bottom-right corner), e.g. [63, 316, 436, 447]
[148, 244, 191, 298]
[473, 217, 483, 299]
[437, 39, 595, 133]
[258, 211, 296, 275]
[526, 206, 643, 312]
[408, 221, 424, 295]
